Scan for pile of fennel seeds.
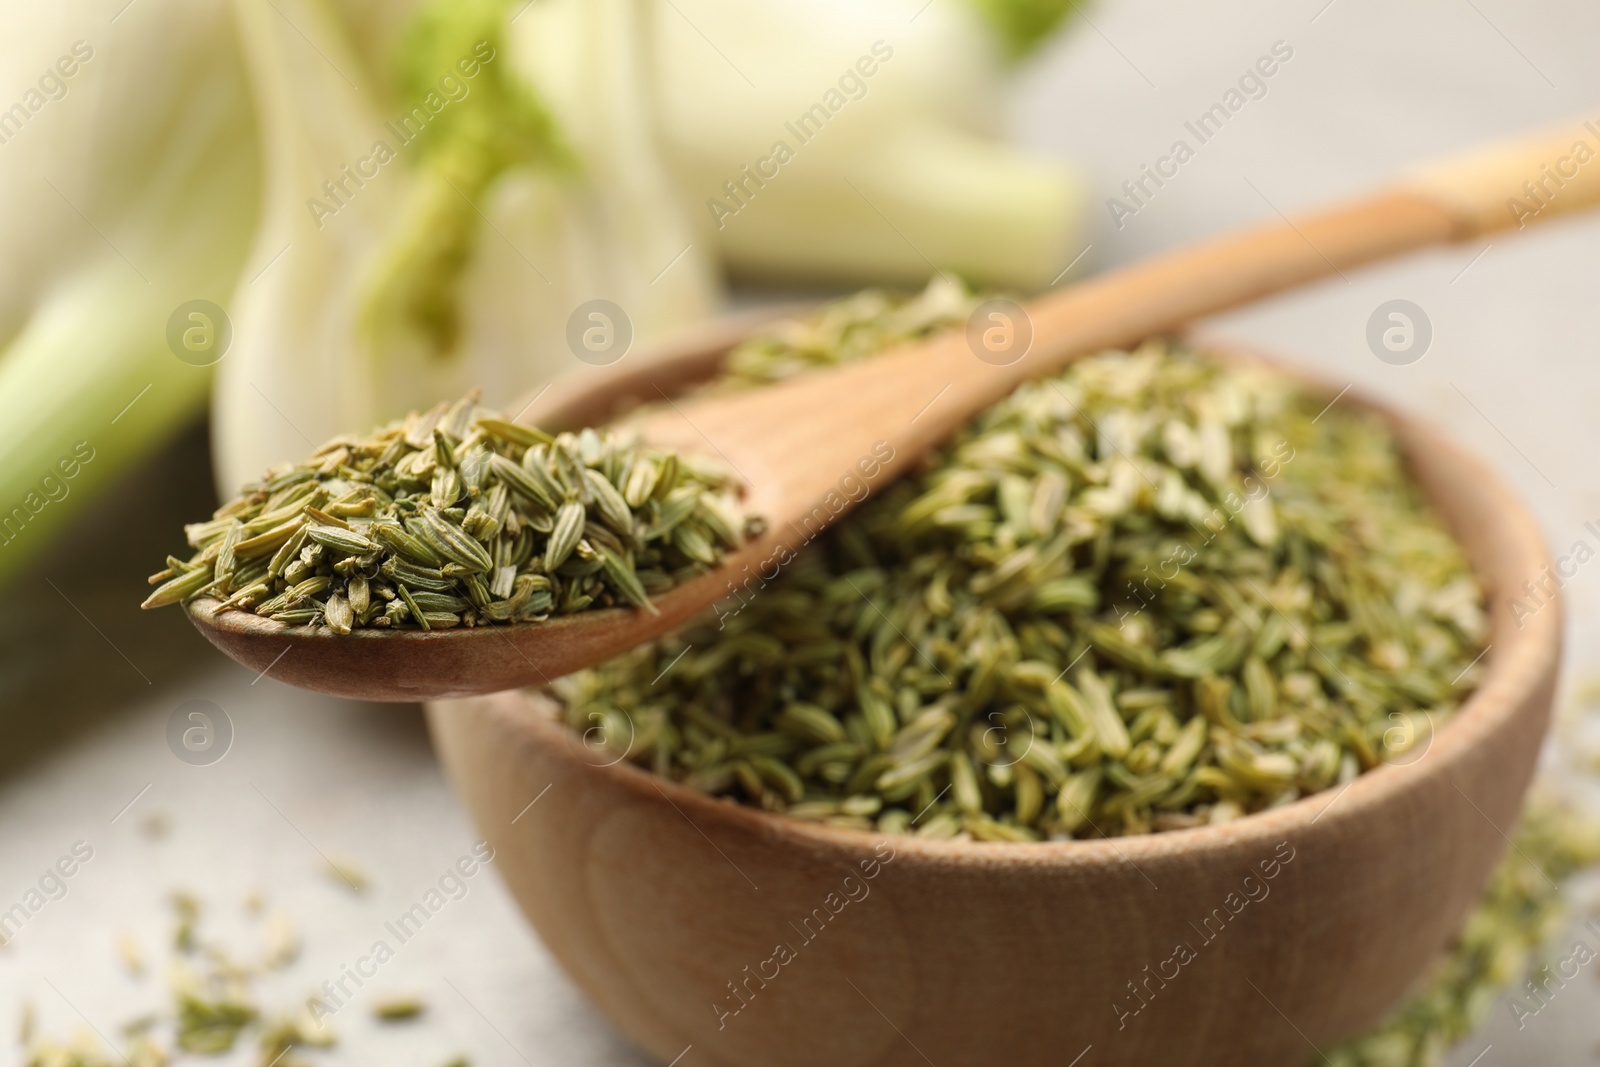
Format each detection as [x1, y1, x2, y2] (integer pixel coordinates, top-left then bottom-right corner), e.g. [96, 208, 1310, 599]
[555, 294, 1488, 841]
[142, 393, 755, 631]
[703, 274, 986, 392]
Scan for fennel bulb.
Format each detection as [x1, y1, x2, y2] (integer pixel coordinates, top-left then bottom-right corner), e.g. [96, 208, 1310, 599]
[0, 0, 259, 588]
[213, 0, 716, 492]
[649, 0, 1087, 288]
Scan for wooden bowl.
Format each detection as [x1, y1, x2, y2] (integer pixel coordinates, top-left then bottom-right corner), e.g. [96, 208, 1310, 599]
[424, 336, 1558, 1067]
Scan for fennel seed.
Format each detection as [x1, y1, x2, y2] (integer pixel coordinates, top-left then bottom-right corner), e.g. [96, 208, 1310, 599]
[143, 392, 755, 631]
[371, 995, 426, 1021]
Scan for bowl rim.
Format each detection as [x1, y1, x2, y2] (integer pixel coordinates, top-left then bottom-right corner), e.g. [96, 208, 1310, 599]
[451, 330, 1560, 869]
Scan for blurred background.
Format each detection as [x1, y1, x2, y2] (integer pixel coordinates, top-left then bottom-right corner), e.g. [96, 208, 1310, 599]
[4, 0, 1600, 1063]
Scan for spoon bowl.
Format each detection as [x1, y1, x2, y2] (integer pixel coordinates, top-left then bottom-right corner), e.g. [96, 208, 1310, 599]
[184, 309, 794, 700]
[423, 338, 1559, 1067]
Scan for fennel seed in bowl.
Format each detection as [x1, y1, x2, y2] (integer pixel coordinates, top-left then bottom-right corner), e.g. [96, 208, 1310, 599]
[143, 393, 757, 631]
[554, 288, 1488, 841]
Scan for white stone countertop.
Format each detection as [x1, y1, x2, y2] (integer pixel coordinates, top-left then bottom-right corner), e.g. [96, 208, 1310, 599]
[4, 0, 1600, 1063]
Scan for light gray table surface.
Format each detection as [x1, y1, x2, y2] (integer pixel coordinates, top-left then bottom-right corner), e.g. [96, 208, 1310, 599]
[5, 0, 1600, 1063]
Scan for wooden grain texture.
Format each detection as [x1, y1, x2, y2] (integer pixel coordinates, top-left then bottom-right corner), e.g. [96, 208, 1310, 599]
[424, 341, 1560, 1067]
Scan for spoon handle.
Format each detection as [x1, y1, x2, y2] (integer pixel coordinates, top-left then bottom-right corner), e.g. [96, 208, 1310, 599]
[631, 116, 1600, 539]
[1401, 116, 1600, 237]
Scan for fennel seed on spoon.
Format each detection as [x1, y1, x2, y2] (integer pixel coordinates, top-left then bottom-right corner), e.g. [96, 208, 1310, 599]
[143, 393, 758, 631]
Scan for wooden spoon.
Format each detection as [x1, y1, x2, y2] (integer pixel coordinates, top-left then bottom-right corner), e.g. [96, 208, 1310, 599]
[189, 117, 1600, 701]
